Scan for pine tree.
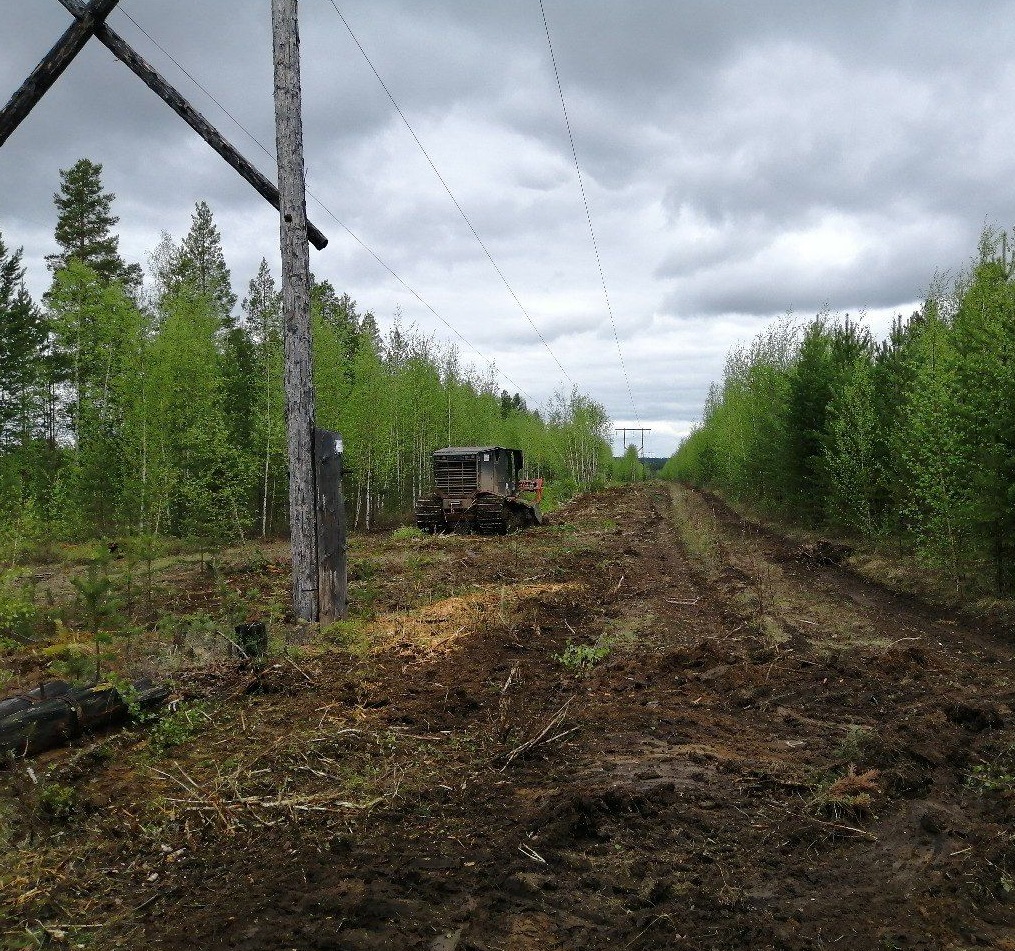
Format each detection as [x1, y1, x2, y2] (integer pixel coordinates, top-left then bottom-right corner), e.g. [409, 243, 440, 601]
[897, 312, 969, 585]
[46, 158, 141, 290]
[825, 356, 880, 536]
[786, 316, 873, 523]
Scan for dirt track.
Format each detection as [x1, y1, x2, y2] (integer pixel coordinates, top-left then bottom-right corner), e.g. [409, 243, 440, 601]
[5, 483, 1015, 950]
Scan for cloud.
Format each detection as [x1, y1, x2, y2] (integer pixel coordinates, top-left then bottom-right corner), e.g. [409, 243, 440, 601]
[4, 1, 1015, 458]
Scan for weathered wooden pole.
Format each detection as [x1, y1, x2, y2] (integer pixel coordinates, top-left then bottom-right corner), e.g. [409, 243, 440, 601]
[0, 0, 120, 148]
[272, 0, 319, 622]
[54, 0, 328, 251]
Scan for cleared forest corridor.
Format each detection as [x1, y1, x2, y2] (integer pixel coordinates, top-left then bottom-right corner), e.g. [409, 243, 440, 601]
[3, 483, 1015, 950]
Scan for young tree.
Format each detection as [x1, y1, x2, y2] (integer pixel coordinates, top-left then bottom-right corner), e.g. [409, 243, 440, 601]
[825, 356, 880, 536]
[245, 260, 286, 535]
[146, 292, 251, 539]
[949, 230, 1015, 591]
[897, 311, 969, 585]
[46, 260, 148, 530]
[614, 444, 645, 483]
[786, 316, 873, 524]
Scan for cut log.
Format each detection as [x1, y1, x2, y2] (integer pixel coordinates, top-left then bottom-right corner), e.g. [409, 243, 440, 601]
[0, 679, 169, 760]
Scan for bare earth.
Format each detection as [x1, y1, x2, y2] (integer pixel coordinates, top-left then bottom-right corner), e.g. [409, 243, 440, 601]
[3, 483, 1015, 950]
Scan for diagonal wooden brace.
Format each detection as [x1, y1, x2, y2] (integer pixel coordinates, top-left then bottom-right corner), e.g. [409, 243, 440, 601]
[0, 0, 120, 149]
[53, 0, 329, 251]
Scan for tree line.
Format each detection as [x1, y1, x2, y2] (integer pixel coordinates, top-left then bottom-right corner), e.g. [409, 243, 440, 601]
[0, 158, 613, 546]
[662, 227, 1015, 595]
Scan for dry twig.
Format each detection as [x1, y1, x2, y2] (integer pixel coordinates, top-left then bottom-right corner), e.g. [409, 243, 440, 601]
[500, 697, 576, 769]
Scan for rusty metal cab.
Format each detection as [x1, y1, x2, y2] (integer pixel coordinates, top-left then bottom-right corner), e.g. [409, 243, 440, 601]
[415, 446, 543, 535]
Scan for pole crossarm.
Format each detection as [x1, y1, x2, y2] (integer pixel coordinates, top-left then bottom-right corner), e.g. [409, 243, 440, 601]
[615, 426, 652, 459]
[53, 0, 328, 251]
[0, 0, 328, 251]
[0, 0, 120, 149]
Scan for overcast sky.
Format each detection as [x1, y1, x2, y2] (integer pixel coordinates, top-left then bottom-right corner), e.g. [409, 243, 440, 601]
[2, 1, 1014, 457]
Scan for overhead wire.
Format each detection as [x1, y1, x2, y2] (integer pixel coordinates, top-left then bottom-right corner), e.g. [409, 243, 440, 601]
[538, 0, 641, 427]
[113, 5, 536, 405]
[325, 0, 577, 390]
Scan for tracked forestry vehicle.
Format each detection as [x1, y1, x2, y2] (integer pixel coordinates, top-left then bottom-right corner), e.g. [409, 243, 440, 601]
[415, 446, 543, 535]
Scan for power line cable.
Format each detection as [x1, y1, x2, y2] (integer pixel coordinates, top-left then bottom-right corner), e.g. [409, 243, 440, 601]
[114, 6, 536, 404]
[538, 0, 640, 427]
[325, 0, 577, 390]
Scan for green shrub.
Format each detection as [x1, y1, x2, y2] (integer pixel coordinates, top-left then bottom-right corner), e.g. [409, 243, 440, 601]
[0, 573, 38, 641]
[38, 782, 78, 821]
[322, 618, 372, 656]
[42, 641, 94, 683]
[148, 704, 205, 756]
[558, 639, 612, 674]
[392, 526, 424, 541]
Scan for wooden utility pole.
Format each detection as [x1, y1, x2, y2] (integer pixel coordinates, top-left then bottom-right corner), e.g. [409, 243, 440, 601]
[315, 429, 347, 621]
[272, 0, 319, 622]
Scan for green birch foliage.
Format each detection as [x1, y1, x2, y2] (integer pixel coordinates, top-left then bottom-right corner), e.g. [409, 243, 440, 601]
[146, 292, 251, 539]
[739, 319, 798, 506]
[45, 264, 148, 528]
[547, 389, 612, 492]
[949, 231, 1015, 591]
[896, 311, 969, 582]
[245, 260, 286, 536]
[341, 328, 392, 529]
[825, 355, 880, 537]
[614, 445, 645, 482]
[2, 165, 615, 544]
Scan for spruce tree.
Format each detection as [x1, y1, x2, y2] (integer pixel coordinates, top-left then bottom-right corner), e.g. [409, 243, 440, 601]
[176, 201, 236, 321]
[46, 158, 141, 290]
[0, 233, 46, 448]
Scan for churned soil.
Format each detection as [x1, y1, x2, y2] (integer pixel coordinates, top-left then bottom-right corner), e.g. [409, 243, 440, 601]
[4, 483, 1015, 950]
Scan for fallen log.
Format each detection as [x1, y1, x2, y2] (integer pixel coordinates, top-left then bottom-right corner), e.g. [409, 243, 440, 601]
[0, 680, 73, 720]
[0, 678, 169, 760]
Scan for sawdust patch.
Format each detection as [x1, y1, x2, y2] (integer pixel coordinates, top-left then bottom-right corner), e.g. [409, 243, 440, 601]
[370, 583, 576, 658]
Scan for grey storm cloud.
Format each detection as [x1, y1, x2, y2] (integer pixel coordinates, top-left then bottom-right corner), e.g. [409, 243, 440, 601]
[3, 0, 1015, 456]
